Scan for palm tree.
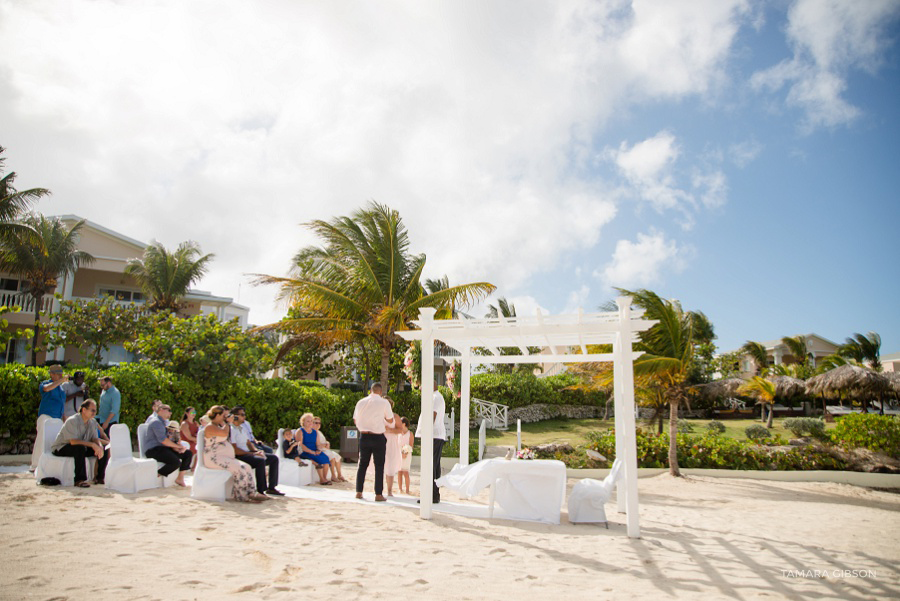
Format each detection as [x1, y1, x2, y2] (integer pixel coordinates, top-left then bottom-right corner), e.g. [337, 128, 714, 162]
[610, 289, 698, 477]
[254, 202, 495, 390]
[125, 241, 214, 313]
[424, 275, 472, 319]
[839, 332, 882, 372]
[0, 215, 94, 365]
[741, 340, 769, 375]
[738, 376, 777, 428]
[0, 146, 49, 244]
[781, 335, 811, 367]
[486, 297, 517, 319]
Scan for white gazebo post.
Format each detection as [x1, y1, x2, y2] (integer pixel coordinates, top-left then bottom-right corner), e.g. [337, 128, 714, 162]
[615, 296, 641, 538]
[613, 330, 626, 513]
[418, 307, 437, 519]
[460, 349, 471, 466]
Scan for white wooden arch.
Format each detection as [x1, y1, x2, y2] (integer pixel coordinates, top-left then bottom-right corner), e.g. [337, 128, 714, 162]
[396, 296, 655, 538]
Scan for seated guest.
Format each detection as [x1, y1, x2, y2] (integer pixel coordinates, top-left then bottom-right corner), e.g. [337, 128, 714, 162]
[313, 416, 346, 482]
[281, 429, 308, 466]
[297, 413, 332, 485]
[231, 407, 283, 496]
[235, 406, 273, 454]
[180, 407, 200, 469]
[50, 399, 109, 487]
[145, 399, 162, 424]
[203, 406, 266, 503]
[142, 404, 192, 487]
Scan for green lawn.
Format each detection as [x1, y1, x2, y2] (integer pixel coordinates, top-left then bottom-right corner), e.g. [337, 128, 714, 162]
[480, 417, 834, 449]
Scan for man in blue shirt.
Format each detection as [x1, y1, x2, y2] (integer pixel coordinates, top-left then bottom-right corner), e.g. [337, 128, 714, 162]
[97, 376, 121, 436]
[143, 404, 192, 487]
[31, 365, 67, 471]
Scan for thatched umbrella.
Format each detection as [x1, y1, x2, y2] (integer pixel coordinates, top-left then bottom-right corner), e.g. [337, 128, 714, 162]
[768, 375, 806, 400]
[696, 377, 746, 403]
[884, 372, 900, 395]
[806, 364, 888, 413]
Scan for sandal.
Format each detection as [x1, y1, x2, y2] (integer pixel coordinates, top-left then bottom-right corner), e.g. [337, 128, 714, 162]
[74, 481, 90, 488]
[319, 481, 332, 485]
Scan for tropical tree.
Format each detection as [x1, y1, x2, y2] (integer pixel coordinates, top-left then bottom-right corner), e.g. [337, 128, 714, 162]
[0, 215, 94, 365]
[125, 240, 214, 313]
[486, 297, 517, 319]
[254, 202, 496, 390]
[737, 376, 777, 428]
[839, 331, 882, 372]
[740, 340, 769, 376]
[0, 146, 49, 244]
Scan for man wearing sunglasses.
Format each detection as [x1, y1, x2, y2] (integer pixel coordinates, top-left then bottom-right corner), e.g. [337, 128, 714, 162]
[50, 399, 109, 487]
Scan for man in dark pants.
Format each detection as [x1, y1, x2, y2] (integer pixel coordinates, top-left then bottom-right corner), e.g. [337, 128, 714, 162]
[51, 399, 109, 487]
[231, 407, 283, 496]
[142, 404, 192, 487]
[353, 383, 395, 502]
[416, 382, 447, 503]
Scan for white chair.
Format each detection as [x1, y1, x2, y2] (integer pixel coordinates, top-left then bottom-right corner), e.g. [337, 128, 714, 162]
[568, 458, 624, 527]
[104, 424, 158, 493]
[34, 418, 97, 487]
[275, 428, 315, 486]
[136, 422, 178, 488]
[191, 426, 235, 502]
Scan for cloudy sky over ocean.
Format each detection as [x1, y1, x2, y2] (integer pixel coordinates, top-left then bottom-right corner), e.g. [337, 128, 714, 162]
[2, 0, 899, 353]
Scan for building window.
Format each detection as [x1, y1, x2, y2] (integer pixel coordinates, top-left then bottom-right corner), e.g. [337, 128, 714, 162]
[1, 277, 20, 292]
[2, 339, 26, 365]
[98, 288, 144, 303]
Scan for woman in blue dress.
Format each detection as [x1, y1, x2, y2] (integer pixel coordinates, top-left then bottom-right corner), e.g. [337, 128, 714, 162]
[298, 412, 331, 485]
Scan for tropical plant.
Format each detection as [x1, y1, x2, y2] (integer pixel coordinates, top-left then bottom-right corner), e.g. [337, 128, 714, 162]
[0, 215, 94, 365]
[737, 375, 777, 427]
[43, 296, 150, 368]
[740, 340, 769, 375]
[780, 335, 812, 368]
[744, 424, 771, 441]
[254, 202, 495, 390]
[124, 240, 214, 313]
[0, 146, 49, 244]
[485, 296, 517, 319]
[838, 331, 882, 372]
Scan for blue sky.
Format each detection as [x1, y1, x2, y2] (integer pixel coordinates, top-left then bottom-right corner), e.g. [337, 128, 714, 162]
[1, 0, 898, 355]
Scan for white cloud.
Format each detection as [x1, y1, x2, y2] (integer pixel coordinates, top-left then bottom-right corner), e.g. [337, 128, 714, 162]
[0, 0, 752, 324]
[728, 139, 763, 168]
[597, 230, 690, 289]
[751, 0, 900, 130]
[562, 284, 592, 314]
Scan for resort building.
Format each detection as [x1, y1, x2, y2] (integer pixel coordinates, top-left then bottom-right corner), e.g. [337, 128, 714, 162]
[1, 215, 248, 366]
[881, 351, 900, 373]
[731, 333, 840, 377]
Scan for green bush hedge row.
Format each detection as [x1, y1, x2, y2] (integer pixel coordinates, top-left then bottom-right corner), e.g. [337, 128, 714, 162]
[469, 372, 607, 409]
[829, 413, 900, 457]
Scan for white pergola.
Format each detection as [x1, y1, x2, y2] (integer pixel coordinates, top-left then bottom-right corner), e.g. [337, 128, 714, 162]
[397, 296, 656, 538]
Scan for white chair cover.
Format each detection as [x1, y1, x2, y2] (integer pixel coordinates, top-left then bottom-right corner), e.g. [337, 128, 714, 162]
[136, 422, 178, 488]
[567, 457, 624, 525]
[104, 424, 159, 494]
[275, 428, 315, 487]
[35, 418, 97, 487]
[191, 426, 235, 502]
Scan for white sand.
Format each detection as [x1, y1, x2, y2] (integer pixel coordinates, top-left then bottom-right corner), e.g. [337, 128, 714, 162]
[1, 467, 898, 601]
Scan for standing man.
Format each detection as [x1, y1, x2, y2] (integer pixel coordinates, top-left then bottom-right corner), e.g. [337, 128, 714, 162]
[61, 371, 88, 420]
[51, 398, 109, 487]
[142, 404, 192, 487]
[416, 382, 447, 504]
[31, 365, 67, 471]
[96, 376, 121, 437]
[231, 407, 283, 496]
[353, 383, 394, 502]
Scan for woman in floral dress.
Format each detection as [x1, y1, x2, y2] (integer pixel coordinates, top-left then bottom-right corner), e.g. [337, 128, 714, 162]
[203, 406, 266, 503]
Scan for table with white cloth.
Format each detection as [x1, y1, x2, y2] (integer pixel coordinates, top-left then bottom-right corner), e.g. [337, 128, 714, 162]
[435, 458, 567, 524]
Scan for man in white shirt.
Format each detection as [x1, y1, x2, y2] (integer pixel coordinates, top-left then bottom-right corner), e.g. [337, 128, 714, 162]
[353, 383, 394, 502]
[231, 406, 283, 496]
[415, 382, 447, 503]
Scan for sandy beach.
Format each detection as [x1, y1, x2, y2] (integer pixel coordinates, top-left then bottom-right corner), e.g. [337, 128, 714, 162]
[1, 464, 898, 601]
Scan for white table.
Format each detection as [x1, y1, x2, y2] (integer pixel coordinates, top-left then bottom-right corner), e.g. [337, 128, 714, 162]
[436, 458, 567, 524]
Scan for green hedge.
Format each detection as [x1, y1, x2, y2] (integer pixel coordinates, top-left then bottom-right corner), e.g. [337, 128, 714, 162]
[470, 372, 607, 409]
[580, 429, 847, 471]
[829, 413, 900, 457]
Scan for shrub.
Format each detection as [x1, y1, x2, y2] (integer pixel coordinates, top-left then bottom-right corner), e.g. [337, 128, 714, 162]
[470, 372, 608, 409]
[783, 417, 826, 439]
[706, 420, 726, 435]
[744, 425, 771, 441]
[677, 419, 694, 433]
[829, 413, 900, 457]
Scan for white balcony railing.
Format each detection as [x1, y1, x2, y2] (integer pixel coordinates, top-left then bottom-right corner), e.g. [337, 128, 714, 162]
[471, 397, 508, 430]
[0, 291, 53, 314]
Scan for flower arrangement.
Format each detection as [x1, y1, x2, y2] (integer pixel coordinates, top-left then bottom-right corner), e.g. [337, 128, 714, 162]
[401, 444, 413, 456]
[516, 448, 535, 460]
[403, 342, 421, 389]
[445, 359, 461, 398]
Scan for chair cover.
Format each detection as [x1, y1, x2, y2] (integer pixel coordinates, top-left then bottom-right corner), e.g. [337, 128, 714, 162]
[35, 418, 97, 487]
[105, 424, 158, 494]
[567, 457, 624, 525]
[275, 428, 315, 487]
[136, 422, 178, 488]
[191, 426, 235, 502]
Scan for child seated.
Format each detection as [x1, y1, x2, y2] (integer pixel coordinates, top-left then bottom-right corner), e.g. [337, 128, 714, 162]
[281, 428, 308, 466]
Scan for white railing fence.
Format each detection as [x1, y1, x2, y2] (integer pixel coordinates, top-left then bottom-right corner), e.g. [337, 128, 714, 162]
[0, 291, 53, 314]
[471, 397, 508, 430]
[478, 419, 486, 461]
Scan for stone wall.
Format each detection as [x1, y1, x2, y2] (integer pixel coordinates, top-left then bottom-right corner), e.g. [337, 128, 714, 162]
[508, 404, 609, 423]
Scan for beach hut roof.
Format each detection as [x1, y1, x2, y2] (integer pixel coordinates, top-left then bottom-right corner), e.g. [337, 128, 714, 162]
[805, 364, 887, 399]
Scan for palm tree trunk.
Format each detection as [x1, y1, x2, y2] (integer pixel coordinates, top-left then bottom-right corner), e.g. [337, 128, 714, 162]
[358, 341, 370, 389]
[766, 402, 774, 428]
[668, 400, 680, 477]
[30, 292, 42, 366]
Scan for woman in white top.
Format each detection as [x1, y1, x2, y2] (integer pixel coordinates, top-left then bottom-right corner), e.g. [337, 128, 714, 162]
[313, 416, 346, 482]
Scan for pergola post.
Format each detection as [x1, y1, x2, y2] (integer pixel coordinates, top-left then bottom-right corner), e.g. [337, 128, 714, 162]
[614, 333, 626, 513]
[418, 307, 437, 519]
[615, 296, 641, 539]
[460, 349, 471, 467]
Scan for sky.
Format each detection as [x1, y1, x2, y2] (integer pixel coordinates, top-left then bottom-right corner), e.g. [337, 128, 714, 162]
[1, 0, 899, 355]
